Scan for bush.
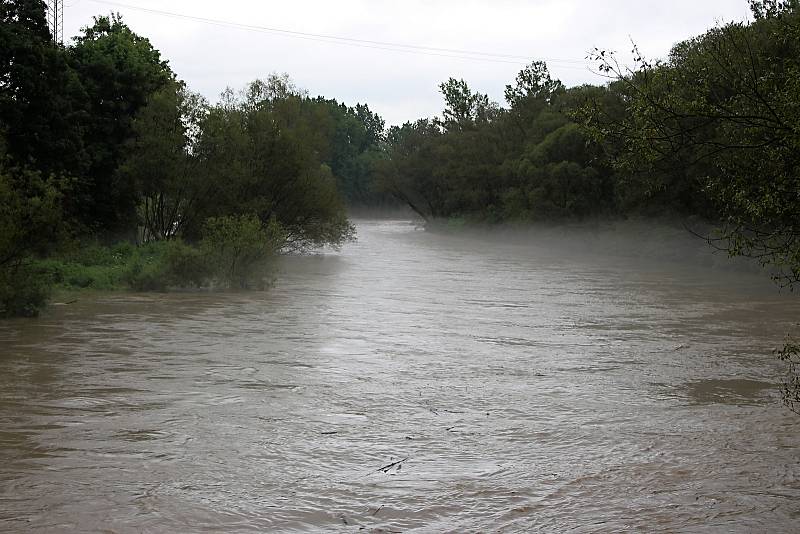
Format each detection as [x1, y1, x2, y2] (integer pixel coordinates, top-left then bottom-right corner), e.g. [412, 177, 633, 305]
[122, 240, 207, 291]
[201, 214, 283, 289]
[0, 164, 64, 317]
[0, 263, 52, 318]
[6, 214, 285, 310]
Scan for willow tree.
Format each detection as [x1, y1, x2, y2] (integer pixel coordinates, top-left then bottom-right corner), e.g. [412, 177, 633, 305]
[191, 78, 355, 251]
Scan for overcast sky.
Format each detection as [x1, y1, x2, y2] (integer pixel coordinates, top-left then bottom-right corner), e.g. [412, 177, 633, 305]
[62, 0, 753, 126]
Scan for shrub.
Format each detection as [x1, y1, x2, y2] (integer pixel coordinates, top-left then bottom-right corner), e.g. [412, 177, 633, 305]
[0, 164, 64, 317]
[0, 263, 52, 318]
[122, 240, 208, 291]
[201, 214, 284, 289]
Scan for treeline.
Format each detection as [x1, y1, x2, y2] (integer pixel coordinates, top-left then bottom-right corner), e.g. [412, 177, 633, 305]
[374, 60, 717, 224]
[376, 1, 798, 251]
[1, 1, 389, 315]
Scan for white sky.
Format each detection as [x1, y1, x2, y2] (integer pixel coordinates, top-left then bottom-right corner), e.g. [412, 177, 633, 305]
[62, 0, 753, 126]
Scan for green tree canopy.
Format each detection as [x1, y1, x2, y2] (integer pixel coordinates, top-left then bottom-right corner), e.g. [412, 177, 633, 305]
[191, 79, 355, 250]
[68, 13, 175, 233]
[0, 0, 87, 177]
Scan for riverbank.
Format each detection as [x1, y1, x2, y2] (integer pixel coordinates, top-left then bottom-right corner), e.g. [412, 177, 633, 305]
[1, 215, 281, 318]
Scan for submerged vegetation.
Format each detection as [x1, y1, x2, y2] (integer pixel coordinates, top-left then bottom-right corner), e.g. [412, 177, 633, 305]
[1, 0, 798, 409]
[38, 214, 281, 294]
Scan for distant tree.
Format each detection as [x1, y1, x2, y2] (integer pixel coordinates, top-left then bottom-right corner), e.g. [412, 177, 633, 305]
[438, 78, 498, 131]
[375, 119, 445, 221]
[377, 66, 616, 223]
[314, 98, 390, 206]
[241, 72, 307, 107]
[505, 122, 607, 219]
[354, 103, 386, 147]
[504, 60, 565, 109]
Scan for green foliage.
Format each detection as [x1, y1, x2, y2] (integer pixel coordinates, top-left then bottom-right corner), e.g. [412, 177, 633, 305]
[40, 214, 285, 293]
[68, 13, 175, 233]
[504, 60, 565, 109]
[0, 0, 88, 178]
[439, 78, 497, 131]
[119, 80, 208, 240]
[190, 79, 356, 251]
[0, 262, 52, 318]
[40, 219, 284, 292]
[0, 167, 64, 264]
[40, 241, 165, 291]
[375, 118, 445, 221]
[37, 238, 204, 292]
[749, 0, 798, 18]
[201, 214, 283, 289]
[0, 160, 64, 317]
[586, 2, 800, 286]
[316, 98, 391, 207]
[378, 62, 613, 224]
[121, 240, 206, 291]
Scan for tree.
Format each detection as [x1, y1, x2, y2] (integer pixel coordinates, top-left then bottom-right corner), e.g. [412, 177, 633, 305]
[376, 66, 615, 224]
[505, 122, 607, 219]
[118, 81, 208, 241]
[588, 1, 800, 284]
[0, 0, 87, 177]
[438, 78, 498, 131]
[201, 214, 283, 289]
[375, 119, 446, 221]
[504, 61, 565, 109]
[314, 98, 389, 207]
[192, 79, 355, 251]
[68, 13, 175, 233]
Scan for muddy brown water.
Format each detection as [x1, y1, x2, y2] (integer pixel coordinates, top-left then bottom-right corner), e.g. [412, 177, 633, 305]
[1, 220, 799, 532]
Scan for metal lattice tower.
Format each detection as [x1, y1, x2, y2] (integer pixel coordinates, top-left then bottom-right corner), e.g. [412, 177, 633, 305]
[46, 0, 64, 44]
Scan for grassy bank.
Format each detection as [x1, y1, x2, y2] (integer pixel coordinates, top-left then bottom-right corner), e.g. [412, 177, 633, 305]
[38, 241, 201, 292]
[0, 215, 281, 318]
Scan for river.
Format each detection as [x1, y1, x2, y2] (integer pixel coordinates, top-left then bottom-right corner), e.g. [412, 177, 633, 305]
[1, 220, 799, 532]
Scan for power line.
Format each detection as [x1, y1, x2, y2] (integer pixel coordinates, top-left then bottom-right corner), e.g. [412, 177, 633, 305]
[83, 0, 590, 69]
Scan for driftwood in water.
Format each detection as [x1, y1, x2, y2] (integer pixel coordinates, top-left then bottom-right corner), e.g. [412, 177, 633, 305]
[361, 456, 409, 478]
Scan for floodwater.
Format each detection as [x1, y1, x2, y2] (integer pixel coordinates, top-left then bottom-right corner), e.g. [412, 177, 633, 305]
[1, 220, 799, 532]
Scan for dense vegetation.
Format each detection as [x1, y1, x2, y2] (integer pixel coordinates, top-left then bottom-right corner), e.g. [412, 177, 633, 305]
[0, 0, 387, 316]
[1, 0, 798, 409]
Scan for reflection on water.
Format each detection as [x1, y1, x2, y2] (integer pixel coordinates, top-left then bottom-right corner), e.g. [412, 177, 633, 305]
[1, 220, 799, 532]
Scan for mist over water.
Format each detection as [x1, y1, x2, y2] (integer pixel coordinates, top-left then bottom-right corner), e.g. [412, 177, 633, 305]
[1, 220, 799, 532]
